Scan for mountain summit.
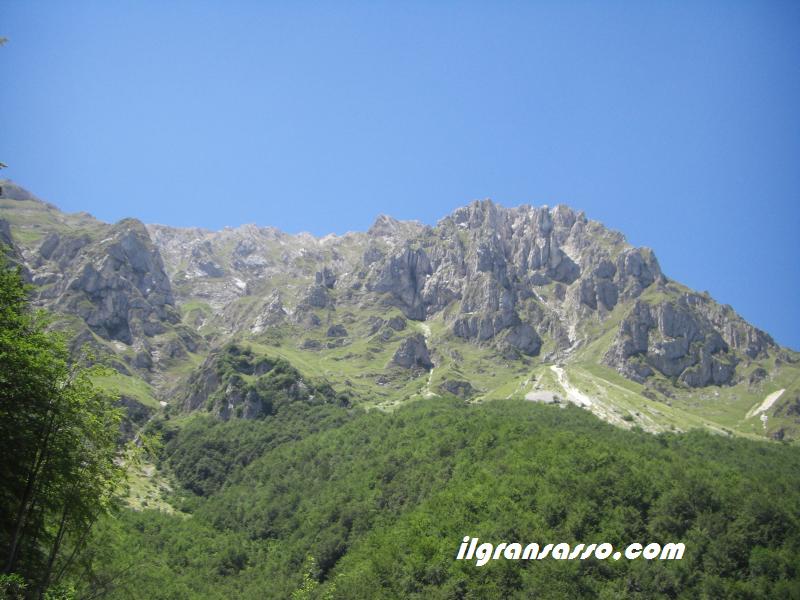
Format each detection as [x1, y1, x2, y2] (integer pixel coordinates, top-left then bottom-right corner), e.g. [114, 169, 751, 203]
[2, 181, 798, 440]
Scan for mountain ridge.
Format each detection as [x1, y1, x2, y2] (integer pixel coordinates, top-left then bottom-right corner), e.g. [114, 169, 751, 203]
[2, 179, 798, 441]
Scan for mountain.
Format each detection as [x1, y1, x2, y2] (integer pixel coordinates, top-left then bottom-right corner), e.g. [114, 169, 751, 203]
[1, 179, 798, 441]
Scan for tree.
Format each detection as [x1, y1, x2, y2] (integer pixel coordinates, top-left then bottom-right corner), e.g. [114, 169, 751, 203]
[0, 251, 126, 598]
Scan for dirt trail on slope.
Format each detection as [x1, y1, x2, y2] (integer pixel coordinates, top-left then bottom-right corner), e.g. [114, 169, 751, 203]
[549, 365, 638, 428]
[746, 389, 785, 419]
[550, 365, 593, 408]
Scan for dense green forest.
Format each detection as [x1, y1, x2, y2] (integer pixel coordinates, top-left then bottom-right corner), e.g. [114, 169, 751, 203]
[83, 399, 800, 598]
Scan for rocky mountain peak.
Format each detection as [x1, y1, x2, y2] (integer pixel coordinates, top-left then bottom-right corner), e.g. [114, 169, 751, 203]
[2, 184, 796, 438]
[368, 214, 403, 237]
[367, 213, 426, 240]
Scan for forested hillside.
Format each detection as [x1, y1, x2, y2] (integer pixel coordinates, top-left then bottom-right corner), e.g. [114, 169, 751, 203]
[81, 400, 800, 598]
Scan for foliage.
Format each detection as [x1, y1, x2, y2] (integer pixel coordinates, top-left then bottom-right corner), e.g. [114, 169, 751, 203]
[156, 399, 351, 499]
[0, 574, 27, 599]
[0, 255, 125, 597]
[192, 343, 350, 419]
[79, 398, 800, 598]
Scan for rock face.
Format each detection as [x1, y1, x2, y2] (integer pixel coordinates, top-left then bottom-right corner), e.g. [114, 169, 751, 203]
[390, 334, 433, 371]
[251, 291, 287, 333]
[604, 293, 773, 387]
[315, 267, 336, 289]
[179, 344, 348, 420]
[138, 198, 671, 370]
[56, 220, 179, 344]
[439, 379, 475, 399]
[368, 248, 432, 320]
[2, 180, 789, 420]
[326, 324, 348, 338]
[356, 200, 668, 363]
[0, 218, 27, 276]
[0, 187, 200, 377]
[24, 218, 179, 346]
[605, 300, 732, 386]
[0, 218, 14, 248]
[301, 284, 333, 309]
[387, 316, 407, 331]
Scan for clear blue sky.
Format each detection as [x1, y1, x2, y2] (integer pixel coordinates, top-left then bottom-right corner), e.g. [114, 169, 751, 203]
[1, 1, 798, 349]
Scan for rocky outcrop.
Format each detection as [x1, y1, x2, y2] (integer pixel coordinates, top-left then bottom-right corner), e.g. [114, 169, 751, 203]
[326, 324, 348, 338]
[179, 344, 347, 420]
[387, 316, 406, 331]
[37, 231, 92, 270]
[680, 293, 773, 359]
[368, 214, 404, 237]
[453, 275, 518, 342]
[5, 212, 180, 353]
[498, 324, 542, 359]
[369, 247, 432, 320]
[198, 260, 225, 278]
[361, 199, 664, 360]
[604, 298, 744, 387]
[53, 220, 179, 344]
[366, 316, 385, 335]
[775, 396, 800, 418]
[300, 284, 333, 309]
[615, 248, 662, 299]
[367, 214, 426, 239]
[0, 218, 14, 249]
[439, 379, 475, 399]
[390, 334, 433, 371]
[573, 259, 619, 311]
[0, 218, 28, 278]
[315, 267, 337, 289]
[251, 291, 287, 333]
